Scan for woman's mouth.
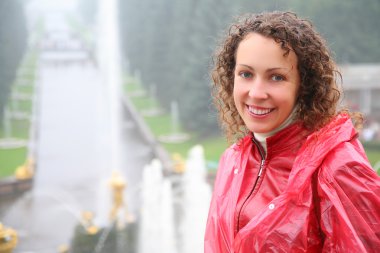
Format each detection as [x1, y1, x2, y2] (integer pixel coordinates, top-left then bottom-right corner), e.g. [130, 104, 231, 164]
[247, 105, 274, 116]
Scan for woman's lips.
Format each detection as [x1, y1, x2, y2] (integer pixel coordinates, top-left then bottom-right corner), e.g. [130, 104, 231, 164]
[247, 105, 274, 116]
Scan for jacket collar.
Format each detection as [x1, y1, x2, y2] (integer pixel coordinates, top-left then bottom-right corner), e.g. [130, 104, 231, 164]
[251, 122, 309, 159]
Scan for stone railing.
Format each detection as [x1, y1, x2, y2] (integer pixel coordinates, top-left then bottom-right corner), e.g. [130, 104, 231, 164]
[121, 95, 173, 172]
[0, 177, 33, 198]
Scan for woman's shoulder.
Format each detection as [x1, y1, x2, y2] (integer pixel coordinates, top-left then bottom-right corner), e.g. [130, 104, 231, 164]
[216, 135, 253, 176]
[221, 134, 252, 159]
[294, 113, 378, 185]
[317, 137, 378, 184]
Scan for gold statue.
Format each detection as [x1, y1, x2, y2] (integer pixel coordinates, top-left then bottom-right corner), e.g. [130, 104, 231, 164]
[15, 157, 34, 180]
[0, 223, 18, 253]
[81, 211, 99, 235]
[57, 244, 69, 253]
[108, 171, 134, 227]
[109, 170, 126, 222]
[172, 153, 186, 173]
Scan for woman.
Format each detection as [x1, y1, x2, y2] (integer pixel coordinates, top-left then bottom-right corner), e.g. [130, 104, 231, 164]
[205, 11, 380, 252]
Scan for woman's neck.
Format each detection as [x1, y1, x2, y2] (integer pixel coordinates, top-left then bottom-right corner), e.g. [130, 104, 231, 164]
[254, 106, 298, 154]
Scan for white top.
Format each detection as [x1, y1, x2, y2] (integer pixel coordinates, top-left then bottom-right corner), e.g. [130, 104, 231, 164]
[254, 106, 298, 154]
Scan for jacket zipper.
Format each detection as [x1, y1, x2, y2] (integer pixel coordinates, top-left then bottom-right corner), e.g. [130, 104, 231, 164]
[236, 137, 266, 233]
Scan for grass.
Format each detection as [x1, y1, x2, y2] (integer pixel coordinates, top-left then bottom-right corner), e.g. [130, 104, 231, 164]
[10, 100, 33, 113]
[144, 114, 175, 136]
[14, 84, 34, 93]
[124, 77, 227, 168]
[365, 149, 380, 168]
[0, 147, 27, 177]
[0, 52, 36, 178]
[1, 119, 30, 139]
[130, 97, 160, 113]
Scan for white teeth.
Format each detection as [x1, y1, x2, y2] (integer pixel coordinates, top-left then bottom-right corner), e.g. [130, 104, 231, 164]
[248, 106, 272, 115]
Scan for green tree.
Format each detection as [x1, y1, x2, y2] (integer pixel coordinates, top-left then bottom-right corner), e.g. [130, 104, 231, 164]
[119, 0, 380, 137]
[176, 0, 238, 135]
[0, 0, 27, 124]
[289, 0, 380, 63]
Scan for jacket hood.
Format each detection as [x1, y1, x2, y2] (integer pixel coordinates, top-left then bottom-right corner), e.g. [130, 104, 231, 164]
[286, 113, 357, 195]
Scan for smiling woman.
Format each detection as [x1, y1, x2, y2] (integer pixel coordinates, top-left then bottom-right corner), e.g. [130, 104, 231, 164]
[205, 11, 380, 253]
[233, 33, 300, 134]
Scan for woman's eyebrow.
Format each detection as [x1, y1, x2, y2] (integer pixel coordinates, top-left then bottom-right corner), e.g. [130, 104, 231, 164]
[237, 64, 289, 72]
[267, 67, 289, 71]
[236, 64, 254, 70]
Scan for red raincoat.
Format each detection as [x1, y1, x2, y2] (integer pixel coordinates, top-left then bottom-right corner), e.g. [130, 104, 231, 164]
[205, 113, 380, 252]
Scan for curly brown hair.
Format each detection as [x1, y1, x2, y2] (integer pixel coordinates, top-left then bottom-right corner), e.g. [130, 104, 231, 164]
[211, 11, 358, 142]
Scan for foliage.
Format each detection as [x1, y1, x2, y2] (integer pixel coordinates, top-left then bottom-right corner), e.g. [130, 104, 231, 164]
[119, 0, 380, 136]
[288, 0, 380, 63]
[0, 0, 27, 124]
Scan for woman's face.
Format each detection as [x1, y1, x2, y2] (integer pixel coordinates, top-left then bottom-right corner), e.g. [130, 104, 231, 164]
[233, 33, 300, 134]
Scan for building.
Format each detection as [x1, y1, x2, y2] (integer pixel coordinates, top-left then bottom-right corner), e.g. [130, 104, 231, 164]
[340, 64, 380, 122]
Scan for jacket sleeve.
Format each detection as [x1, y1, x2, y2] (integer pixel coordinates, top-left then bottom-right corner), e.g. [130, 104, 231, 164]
[204, 145, 239, 253]
[317, 140, 380, 252]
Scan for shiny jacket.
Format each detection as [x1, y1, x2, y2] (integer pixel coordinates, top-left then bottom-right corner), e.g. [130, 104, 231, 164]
[205, 113, 380, 252]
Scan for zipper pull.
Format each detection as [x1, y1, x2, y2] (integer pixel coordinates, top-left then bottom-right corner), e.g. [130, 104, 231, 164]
[258, 159, 265, 177]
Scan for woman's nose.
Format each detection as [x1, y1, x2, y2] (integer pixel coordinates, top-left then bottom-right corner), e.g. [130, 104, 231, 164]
[248, 78, 269, 99]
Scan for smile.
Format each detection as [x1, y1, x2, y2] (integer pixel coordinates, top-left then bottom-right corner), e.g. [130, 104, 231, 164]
[247, 105, 274, 116]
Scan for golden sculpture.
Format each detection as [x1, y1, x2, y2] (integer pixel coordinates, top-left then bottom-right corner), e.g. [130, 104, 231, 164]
[108, 171, 134, 227]
[172, 153, 186, 173]
[14, 157, 34, 180]
[81, 211, 99, 235]
[57, 244, 69, 253]
[0, 223, 18, 253]
[109, 170, 126, 222]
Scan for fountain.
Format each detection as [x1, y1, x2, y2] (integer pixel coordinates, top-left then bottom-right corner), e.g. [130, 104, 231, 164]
[171, 100, 180, 135]
[0, 186, 132, 252]
[140, 83, 163, 117]
[1, 0, 145, 251]
[0, 188, 103, 252]
[96, 0, 123, 176]
[180, 145, 212, 253]
[139, 159, 177, 253]
[96, 0, 134, 228]
[2, 107, 11, 139]
[139, 146, 213, 253]
[10, 92, 32, 121]
[158, 100, 190, 143]
[93, 0, 140, 251]
[0, 107, 28, 149]
[160, 179, 177, 253]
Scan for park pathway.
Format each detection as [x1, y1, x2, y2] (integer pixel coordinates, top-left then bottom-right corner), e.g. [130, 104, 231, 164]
[0, 28, 153, 252]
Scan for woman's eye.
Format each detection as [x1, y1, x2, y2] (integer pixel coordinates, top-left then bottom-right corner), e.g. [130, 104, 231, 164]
[271, 75, 284, 81]
[239, 72, 252, 79]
